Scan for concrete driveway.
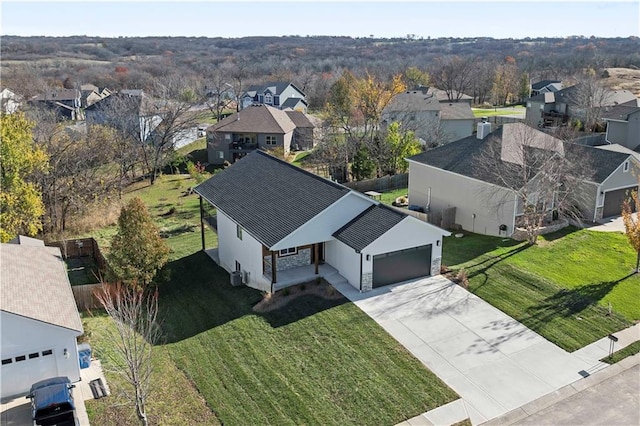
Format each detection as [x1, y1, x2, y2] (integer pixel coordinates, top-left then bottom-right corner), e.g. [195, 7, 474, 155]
[587, 215, 625, 232]
[332, 276, 602, 425]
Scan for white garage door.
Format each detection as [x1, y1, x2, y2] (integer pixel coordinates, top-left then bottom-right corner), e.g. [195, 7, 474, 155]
[1, 348, 58, 397]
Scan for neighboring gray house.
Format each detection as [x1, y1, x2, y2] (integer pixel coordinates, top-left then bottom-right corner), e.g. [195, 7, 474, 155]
[206, 104, 296, 164]
[531, 80, 563, 97]
[30, 89, 83, 121]
[85, 90, 163, 143]
[525, 84, 637, 128]
[602, 99, 640, 150]
[240, 82, 308, 112]
[382, 87, 474, 145]
[406, 122, 639, 238]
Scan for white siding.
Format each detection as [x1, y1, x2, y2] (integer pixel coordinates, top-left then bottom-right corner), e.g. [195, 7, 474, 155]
[216, 210, 264, 288]
[325, 239, 361, 290]
[361, 217, 446, 277]
[272, 193, 372, 250]
[1, 312, 81, 398]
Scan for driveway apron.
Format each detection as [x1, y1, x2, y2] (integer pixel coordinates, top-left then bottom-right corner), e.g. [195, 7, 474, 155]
[332, 276, 600, 425]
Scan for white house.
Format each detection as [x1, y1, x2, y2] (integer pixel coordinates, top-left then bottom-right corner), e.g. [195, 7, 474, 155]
[1, 237, 84, 399]
[195, 151, 449, 293]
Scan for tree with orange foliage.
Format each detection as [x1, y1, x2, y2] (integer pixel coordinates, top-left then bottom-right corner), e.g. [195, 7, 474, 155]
[621, 189, 640, 272]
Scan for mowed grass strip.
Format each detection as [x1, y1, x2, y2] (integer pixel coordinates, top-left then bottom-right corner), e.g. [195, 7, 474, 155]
[443, 229, 637, 352]
[160, 253, 458, 425]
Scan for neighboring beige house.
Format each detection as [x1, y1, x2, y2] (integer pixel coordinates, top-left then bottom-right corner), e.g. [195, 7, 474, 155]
[407, 122, 639, 237]
[382, 87, 474, 145]
[207, 104, 316, 164]
[602, 99, 640, 150]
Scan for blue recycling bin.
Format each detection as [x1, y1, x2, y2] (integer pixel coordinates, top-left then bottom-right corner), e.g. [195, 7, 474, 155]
[78, 343, 92, 369]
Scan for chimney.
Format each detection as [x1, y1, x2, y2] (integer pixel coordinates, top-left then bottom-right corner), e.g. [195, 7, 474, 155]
[477, 118, 491, 140]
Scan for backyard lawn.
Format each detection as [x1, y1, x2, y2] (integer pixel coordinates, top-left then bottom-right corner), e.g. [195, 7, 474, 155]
[443, 228, 638, 352]
[84, 174, 458, 425]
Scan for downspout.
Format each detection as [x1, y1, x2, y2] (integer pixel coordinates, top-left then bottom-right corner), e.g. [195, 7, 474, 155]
[359, 252, 363, 292]
[199, 196, 205, 251]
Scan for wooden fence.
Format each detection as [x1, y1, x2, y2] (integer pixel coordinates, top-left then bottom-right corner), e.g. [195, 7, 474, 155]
[344, 174, 408, 193]
[48, 238, 108, 311]
[71, 284, 103, 311]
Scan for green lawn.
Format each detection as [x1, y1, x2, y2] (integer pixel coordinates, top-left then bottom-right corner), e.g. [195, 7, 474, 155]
[290, 150, 312, 167]
[377, 187, 409, 206]
[443, 228, 638, 352]
[472, 105, 525, 117]
[601, 341, 640, 364]
[83, 174, 458, 425]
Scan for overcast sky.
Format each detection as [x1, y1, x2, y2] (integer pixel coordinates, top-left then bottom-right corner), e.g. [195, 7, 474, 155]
[2, 1, 639, 39]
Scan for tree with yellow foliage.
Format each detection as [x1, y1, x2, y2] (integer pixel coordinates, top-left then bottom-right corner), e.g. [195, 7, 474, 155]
[621, 189, 640, 273]
[0, 113, 48, 242]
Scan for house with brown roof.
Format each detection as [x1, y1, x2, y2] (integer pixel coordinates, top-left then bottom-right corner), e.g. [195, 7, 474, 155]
[30, 89, 83, 120]
[206, 104, 315, 164]
[0, 237, 84, 399]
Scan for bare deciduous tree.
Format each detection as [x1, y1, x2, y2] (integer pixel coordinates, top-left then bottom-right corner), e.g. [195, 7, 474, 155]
[621, 189, 640, 272]
[475, 123, 590, 244]
[567, 71, 613, 131]
[430, 56, 475, 102]
[96, 283, 161, 426]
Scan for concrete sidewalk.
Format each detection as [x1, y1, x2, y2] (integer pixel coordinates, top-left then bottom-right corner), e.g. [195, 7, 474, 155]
[329, 275, 632, 425]
[484, 354, 639, 425]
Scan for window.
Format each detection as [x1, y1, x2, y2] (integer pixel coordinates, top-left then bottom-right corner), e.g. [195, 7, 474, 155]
[264, 93, 273, 104]
[265, 136, 277, 145]
[42, 350, 53, 356]
[235, 261, 241, 272]
[225, 134, 231, 140]
[29, 352, 40, 359]
[1, 358, 12, 365]
[15, 355, 26, 362]
[217, 151, 224, 159]
[237, 224, 243, 240]
[279, 247, 297, 256]
[624, 161, 630, 173]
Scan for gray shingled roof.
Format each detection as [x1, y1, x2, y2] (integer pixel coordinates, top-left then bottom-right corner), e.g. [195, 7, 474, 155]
[532, 80, 561, 90]
[208, 104, 296, 134]
[333, 205, 406, 252]
[385, 90, 440, 113]
[440, 102, 474, 120]
[194, 151, 350, 248]
[408, 124, 631, 187]
[280, 97, 308, 109]
[602, 99, 640, 121]
[285, 110, 315, 128]
[1, 243, 83, 332]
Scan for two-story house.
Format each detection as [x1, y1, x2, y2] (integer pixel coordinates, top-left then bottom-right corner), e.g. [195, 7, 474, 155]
[30, 89, 83, 121]
[240, 82, 308, 112]
[602, 99, 640, 150]
[207, 104, 299, 164]
[85, 90, 163, 143]
[382, 87, 475, 145]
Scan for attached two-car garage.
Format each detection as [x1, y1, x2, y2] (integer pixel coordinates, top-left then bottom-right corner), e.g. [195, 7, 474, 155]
[603, 186, 637, 218]
[372, 245, 432, 288]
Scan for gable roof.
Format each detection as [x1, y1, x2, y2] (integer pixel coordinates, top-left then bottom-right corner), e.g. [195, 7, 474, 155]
[32, 89, 80, 102]
[280, 97, 308, 109]
[385, 89, 440, 113]
[244, 82, 306, 98]
[440, 102, 475, 120]
[333, 204, 405, 252]
[407, 123, 630, 187]
[285, 110, 315, 128]
[1, 242, 83, 333]
[194, 151, 350, 248]
[532, 80, 561, 90]
[208, 104, 296, 134]
[602, 99, 640, 121]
